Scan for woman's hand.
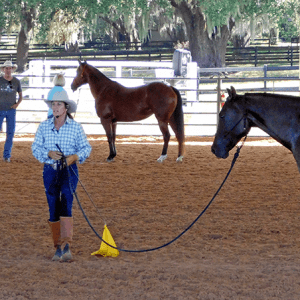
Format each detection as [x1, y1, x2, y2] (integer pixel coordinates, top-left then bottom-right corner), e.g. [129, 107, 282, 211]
[66, 154, 79, 166]
[48, 151, 63, 160]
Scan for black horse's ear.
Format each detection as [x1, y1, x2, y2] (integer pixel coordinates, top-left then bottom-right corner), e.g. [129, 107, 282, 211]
[78, 59, 82, 65]
[231, 86, 236, 98]
[227, 88, 232, 98]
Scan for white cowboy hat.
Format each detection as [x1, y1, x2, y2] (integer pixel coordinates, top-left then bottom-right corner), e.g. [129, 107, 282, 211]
[0, 60, 18, 72]
[45, 90, 77, 114]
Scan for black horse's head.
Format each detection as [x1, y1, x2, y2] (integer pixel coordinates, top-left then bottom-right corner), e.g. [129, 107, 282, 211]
[211, 86, 251, 159]
[71, 59, 88, 92]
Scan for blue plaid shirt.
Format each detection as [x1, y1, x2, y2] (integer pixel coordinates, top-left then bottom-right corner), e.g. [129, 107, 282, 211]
[32, 116, 92, 164]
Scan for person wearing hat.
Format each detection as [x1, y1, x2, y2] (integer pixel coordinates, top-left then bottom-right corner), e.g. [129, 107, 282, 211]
[31, 91, 92, 262]
[46, 72, 67, 119]
[0, 60, 22, 162]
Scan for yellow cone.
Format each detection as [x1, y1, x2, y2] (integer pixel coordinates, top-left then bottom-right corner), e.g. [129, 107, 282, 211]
[91, 225, 119, 257]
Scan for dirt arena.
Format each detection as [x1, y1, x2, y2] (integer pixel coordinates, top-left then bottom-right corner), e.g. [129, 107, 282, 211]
[1, 134, 300, 299]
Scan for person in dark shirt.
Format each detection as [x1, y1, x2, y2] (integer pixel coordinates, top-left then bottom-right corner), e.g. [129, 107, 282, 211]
[0, 60, 22, 162]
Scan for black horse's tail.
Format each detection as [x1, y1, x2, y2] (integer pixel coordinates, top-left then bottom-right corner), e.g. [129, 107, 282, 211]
[170, 87, 185, 157]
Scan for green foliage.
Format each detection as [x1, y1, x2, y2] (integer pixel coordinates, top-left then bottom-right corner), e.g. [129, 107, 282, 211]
[1, 0, 298, 47]
[201, 0, 241, 27]
[36, 0, 98, 44]
[277, 0, 300, 39]
[278, 16, 298, 41]
[195, 0, 279, 29]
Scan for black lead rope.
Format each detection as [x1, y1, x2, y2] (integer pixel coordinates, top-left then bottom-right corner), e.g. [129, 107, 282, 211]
[56, 137, 247, 253]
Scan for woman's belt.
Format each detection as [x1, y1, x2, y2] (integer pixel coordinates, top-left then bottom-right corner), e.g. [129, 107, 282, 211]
[45, 159, 67, 171]
[45, 159, 76, 170]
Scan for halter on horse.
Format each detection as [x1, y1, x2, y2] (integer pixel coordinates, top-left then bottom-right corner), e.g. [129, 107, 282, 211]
[212, 86, 300, 173]
[71, 60, 185, 163]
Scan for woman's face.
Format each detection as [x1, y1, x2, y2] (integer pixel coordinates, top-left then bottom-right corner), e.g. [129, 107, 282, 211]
[52, 101, 67, 118]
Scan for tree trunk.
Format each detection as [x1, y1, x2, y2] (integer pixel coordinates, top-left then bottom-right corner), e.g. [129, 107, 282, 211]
[65, 41, 79, 52]
[170, 0, 234, 68]
[231, 33, 251, 48]
[16, 7, 35, 73]
[16, 27, 29, 73]
[100, 15, 141, 50]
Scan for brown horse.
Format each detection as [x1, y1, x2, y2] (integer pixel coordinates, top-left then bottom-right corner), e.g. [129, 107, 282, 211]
[71, 60, 185, 162]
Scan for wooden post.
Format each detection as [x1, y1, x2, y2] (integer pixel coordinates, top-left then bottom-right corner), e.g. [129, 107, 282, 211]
[263, 64, 268, 90]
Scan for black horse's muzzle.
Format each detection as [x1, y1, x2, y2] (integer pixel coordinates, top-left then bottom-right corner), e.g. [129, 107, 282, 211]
[211, 144, 229, 159]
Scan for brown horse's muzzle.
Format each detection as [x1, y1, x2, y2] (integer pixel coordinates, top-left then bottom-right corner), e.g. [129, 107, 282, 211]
[71, 81, 78, 92]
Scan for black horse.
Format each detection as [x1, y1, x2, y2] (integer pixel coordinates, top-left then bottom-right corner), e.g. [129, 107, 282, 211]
[212, 86, 300, 172]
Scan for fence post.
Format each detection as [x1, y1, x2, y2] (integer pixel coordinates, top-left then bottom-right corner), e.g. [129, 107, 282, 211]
[255, 47, 258, 67]
[217, 75, 222, 127]
[263, 64, 268, 90]
[29, 60, 44, 100]
[116, 65, 122, 77]
[186, 62, 198, 105]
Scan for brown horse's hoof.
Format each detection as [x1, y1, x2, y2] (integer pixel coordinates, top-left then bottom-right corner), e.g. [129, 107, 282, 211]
[157, 154, 167, 163]
[176, 156, 184, 163]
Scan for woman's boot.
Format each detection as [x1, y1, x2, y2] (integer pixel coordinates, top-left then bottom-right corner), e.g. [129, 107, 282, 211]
[60, 216, 73, 262]
[48, 220, 62, 261]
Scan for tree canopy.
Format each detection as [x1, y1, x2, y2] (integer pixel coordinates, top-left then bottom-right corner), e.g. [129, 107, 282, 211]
[0, 0, 299, 70]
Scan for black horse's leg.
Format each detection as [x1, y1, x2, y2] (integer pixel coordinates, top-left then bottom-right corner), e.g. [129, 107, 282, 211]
[101, 120, 117, 162]
[157, 120, 170, 162]
[292, 139, 300, 174]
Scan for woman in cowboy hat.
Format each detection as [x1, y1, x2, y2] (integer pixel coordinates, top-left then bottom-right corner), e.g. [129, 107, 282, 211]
[0, 60, 22, 162]
[31, 91, 92, 262]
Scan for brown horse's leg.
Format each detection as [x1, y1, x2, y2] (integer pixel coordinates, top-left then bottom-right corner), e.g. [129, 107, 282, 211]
[111, 120, 117, 157]
[170, 87, 185, 162]
[101, 119, 117, 162]
[157, 120, 171, 163]
[169, 116, 185, 160]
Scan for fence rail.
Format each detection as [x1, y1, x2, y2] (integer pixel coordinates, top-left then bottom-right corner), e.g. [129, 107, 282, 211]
[1, 62, 298, 138]
[0, 44, 299, 66]
[226, 46, 299, 66]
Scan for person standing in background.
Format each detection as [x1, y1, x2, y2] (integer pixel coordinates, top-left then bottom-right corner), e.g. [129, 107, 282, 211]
[47, 72, 67, 119]
[0, 60, 22, 162]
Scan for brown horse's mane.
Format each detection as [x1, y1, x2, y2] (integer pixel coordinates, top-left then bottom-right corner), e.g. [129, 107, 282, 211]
[86, 63, 111, 82]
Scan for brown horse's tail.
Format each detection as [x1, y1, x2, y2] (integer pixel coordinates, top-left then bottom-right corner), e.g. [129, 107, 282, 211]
[170, 87, 185, 157]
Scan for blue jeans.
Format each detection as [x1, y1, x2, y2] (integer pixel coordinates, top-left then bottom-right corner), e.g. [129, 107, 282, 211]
[0, 109, 16, 159]
[43, 163, 79, 222]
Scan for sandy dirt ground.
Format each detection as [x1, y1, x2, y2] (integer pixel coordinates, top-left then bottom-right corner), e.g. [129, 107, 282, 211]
[1, 135, 300, 300]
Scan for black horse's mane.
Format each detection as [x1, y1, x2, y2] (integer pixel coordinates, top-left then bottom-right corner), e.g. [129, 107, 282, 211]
[245, 92, 300, 101]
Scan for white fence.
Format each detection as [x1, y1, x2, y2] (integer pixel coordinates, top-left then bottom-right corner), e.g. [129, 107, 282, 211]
[4, 60, 299, 137]
[14, 59, 202, 136]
